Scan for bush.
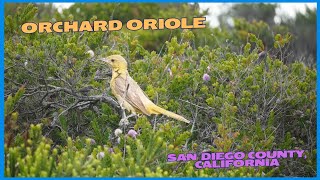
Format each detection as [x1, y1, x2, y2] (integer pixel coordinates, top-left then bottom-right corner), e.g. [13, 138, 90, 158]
[4, 4, 316, 177]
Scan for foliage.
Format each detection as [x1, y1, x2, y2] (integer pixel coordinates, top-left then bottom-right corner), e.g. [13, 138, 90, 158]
[4, 3, 316, 177]
[280, 7, 317, 65]
[58, 3, 209, 52]
[219, 3, 277, 26]
[219, 3, 316, 65]
[5, 119, 190, 177]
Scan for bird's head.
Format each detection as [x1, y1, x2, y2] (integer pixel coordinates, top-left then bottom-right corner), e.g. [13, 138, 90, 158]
[99, 55, 128, 70]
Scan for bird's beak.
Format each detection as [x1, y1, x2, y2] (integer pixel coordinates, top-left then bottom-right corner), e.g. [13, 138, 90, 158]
[99, 57, 111, 64]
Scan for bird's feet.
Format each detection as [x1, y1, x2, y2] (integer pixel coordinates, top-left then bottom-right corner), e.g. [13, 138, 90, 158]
[119, 114, 137, 126]
[119, 118, 129, 126]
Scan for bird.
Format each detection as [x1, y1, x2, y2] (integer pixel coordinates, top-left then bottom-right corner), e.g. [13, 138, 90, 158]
[99, 55, 190, 124]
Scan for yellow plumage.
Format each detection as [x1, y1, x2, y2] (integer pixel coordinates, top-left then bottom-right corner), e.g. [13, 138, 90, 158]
[100, 55, 190, 124]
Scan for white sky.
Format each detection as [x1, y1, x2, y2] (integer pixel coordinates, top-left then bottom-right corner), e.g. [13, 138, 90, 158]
[53, 3, 317, 27]
[199, 3, 317, 27]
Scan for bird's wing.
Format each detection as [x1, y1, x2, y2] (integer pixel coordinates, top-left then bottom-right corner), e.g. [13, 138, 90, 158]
[114, 74, 151, 115]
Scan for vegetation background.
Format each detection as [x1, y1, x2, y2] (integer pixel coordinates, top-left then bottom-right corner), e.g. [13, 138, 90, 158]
[4, 3, 316, 177]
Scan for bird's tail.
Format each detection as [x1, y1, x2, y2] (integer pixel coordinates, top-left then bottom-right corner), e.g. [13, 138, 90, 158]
[150, 105, 190, 124]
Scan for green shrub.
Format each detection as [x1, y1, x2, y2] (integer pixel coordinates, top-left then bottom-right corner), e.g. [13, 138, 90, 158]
[4, 4, 316, 177]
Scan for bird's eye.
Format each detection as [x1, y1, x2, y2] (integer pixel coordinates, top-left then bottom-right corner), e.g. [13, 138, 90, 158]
[111, 59, 115, 62]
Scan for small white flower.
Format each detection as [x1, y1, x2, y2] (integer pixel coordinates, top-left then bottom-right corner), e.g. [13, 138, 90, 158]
[96, 152, 105, 160]
[167, 68, 173, 77]
[119, 118, 129, 126]
[207, 66, 211, 71]
[114, 128, 123, 137]
[86, 50, 95, 58]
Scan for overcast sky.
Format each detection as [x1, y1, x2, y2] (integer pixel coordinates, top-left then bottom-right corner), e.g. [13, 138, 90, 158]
[53, 3, 317, 27]
[199, 3, 317, 27]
